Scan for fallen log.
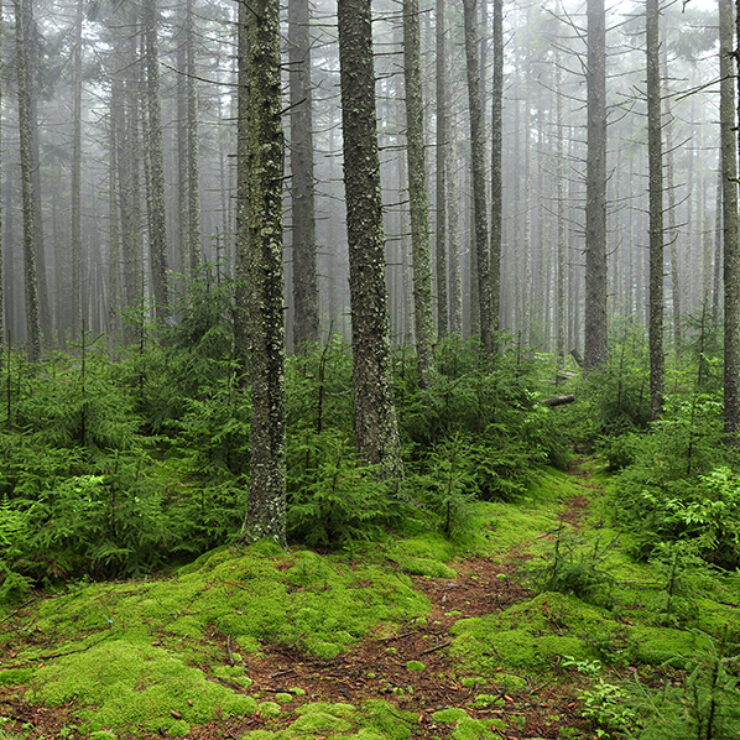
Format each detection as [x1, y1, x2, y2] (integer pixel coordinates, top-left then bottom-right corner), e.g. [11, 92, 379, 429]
[540, 394, 576, 407]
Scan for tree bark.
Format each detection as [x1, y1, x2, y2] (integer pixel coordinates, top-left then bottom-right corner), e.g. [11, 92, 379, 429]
[22, 0, 50, 343]
[13, 0, 40, 361]
[144, 0, 169, 324]
[647, 0, 664, 421]
[234, 0, 249, 374]
[404, 0, 434, 386]
[186, 0, 201, 275]
[720, 0, 739, 440]
[490, 0, 503, 335]
[288, 0, 319, 351]
[435, 0, 448, 338]
[462, 0, 493, 355]
[71, 0, 82, 342]
[239, 0, 287, 546]
[584, 0, 608, 369]
[338, 0, 402, 477]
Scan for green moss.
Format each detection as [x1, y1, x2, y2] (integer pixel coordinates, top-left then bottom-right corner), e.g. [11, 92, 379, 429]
[405, 660, 425, 672]
[432, 708, 503, 739]
[0, 668, 33, 686]
[460, 676, 487, 687]
[387, 535, 458, 578]
[432, 707, 469, 723]
[29, 639, 256, 734]
[257, 701, 281, 718]
[626, 625, 711, 667]
[240, 700, 413, 740]
[274, 692, 294, 704]
[9, 543, 428, 731]
[451, 592, 621, 673]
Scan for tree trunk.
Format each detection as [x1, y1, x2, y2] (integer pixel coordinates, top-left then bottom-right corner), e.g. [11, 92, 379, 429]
[647, 0, 664, 421]
[144, 0, 169, 324]
[448, 136, 462, 335]
[186, 0, 201, 275]
[338, 0, 402, 477]
[490, 0, 503, 337]
[404, 0, 434, 386]
[720, 0, 739, 440]
[234, 0, 249, 374]
[435, 0, 448, 338]
[288, 0, 319, 351]
[239, 0, 287, 546]
[462, 0, 493, 355]
[71, 0, 82, 342]
[555, 52, 566, 371]
[584, 0, 608, 369]
[22, 0, 50, 344]
[13, 0, 40, 361]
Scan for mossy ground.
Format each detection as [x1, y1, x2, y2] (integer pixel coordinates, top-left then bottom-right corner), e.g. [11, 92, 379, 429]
[1, 464, 738, 739]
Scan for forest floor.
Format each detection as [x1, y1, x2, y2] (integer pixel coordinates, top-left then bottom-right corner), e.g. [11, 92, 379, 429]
[0, 462, 737, 740]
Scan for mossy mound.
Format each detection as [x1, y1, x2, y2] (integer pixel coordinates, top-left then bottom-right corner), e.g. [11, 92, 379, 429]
[450, 591, 622, 673]
[432, 706, 505, 739]
[25, 542, 427, 660]
[240, 700, 415, 739]
[30, 639, 256, 736]
[6, 542, 428, 735]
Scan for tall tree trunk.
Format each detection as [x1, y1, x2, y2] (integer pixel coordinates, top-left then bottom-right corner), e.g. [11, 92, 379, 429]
[647, 0, 664, 421]
[239, 0, 287, 546]
[144, 0, 169, 323]
[661, 38, 681, 351]
[288, 0, 319, 350]
[584, 0, 608, 369]
[176, 14, 188, 276]
[448, 135, 463, 335]
[462, 0, 493, 355]
[720, 0, 739, 440]
[71, 0, 82, 342]
[490, 0, 503, 334]
[234, 0, 249, 373]
[555, 53, 566, 371]
[13, 0, 40, 361]
[0, 0, 3, 344]
[107, 96, 121, 355]
[435, 0, 448, 338]
[404, 0, 434, 386]
[22, 0, 50, 344]
[186, 0, 201, 274]
[338, 0, 402, 476]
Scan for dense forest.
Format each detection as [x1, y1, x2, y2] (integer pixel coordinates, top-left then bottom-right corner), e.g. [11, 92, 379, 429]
[0, 0, 739, 738]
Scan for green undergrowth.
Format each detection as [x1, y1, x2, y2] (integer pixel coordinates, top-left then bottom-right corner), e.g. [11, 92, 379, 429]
[0, 466, 583, 737]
